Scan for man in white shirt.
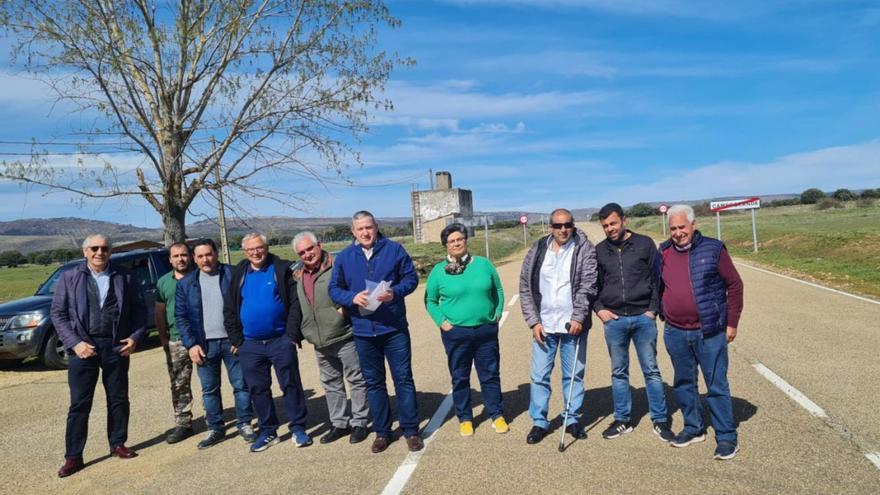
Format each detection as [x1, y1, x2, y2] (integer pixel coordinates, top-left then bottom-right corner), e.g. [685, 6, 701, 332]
[519, 209, 598, 444]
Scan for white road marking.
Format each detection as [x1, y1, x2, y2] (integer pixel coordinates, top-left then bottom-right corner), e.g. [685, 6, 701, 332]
[752, 363, 828, 418]
[381, 309, 513, 495]
[507, 294, 519, 306]
[865, 452, 880, 470]
[737, 262, 880, 306]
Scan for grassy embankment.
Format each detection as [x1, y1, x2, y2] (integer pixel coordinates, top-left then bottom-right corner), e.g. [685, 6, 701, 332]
[628, 202, 880, 299]
[0, 226, 542, 303]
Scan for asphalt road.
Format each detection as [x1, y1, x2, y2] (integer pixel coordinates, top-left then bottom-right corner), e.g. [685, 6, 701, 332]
[1, 222, 878, 494]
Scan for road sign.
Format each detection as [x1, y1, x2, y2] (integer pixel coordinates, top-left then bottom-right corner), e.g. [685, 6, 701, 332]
[710, 197, 761, 212]
[659, 204, 668, 214]
[519, 215, 528, 224]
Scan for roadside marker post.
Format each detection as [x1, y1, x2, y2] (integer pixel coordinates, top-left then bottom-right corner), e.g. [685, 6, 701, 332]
[520, 214, 528, 246]
[658, 204, 669, 237]
[710, 197, 762, 252]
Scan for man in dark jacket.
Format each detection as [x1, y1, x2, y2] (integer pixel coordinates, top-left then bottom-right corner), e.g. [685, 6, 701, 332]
[176, 238, 254, 449]
[51, 234, 146, 478]
[660, 204, 744, 460]
[594, 203, 672, 442]
[293, 231, 369, 445]
[328, 211, 421, 454]
[519, 208, 597, 445]
[224, 232, 311, 452]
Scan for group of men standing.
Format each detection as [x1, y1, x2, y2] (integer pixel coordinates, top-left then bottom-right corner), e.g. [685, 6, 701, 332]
[53, 204, 744, 478]
[519, 204, 743, 460]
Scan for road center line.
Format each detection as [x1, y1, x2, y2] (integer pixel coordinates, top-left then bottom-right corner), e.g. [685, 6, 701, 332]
[736, 262, 880, 306]
[752, 363, 828, 418]
[507, 294, 519, 307]
[865, 452, 880, 470]
[381, 309, 512, 495]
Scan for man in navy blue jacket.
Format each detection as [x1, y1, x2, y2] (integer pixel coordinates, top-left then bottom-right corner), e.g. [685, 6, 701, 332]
[176, 238, 254, 450]
[329, 211, 422, 453]
[51, 234, 146, 478]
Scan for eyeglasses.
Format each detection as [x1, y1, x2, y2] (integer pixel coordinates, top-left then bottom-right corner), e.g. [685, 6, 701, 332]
[88, 246, 110, 253]
[551, 222, 574, 230]
[244, 245, 267, 254]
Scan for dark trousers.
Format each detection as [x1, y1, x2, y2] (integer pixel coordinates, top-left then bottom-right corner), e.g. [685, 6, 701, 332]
[440, 322, 503, 421]
[65, 337, 130, 459]
[237, 334, 308, 435]
[353, 329, 419, 437]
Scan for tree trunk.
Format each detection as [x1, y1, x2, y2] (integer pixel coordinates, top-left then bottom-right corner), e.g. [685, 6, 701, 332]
[163, 203, 187, 245]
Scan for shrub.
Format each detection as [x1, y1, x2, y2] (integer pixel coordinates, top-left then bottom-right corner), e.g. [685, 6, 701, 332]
[693, 202, 712, 217]
[856, 198, 875, 208]
[832, 188, 855, 201]
[800, 188, 826, 204]
[815, 197, 843, 210]
[627, 202, 656, 217]
[767, 198, 800, 207]
[860, 188, 880, 199]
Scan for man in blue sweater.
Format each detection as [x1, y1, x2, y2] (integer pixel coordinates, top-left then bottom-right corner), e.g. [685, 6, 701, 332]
[224, 232, 311, 452]
[329, 211, 422, 453]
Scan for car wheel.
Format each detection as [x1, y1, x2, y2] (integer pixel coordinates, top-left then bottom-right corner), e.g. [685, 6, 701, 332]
[41, 328, 68, 369]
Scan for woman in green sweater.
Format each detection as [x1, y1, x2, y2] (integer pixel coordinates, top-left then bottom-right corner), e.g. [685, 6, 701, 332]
[425, 223, 507, 437]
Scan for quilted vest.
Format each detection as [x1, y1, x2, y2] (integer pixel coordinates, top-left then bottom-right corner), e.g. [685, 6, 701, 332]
[660, 231, 727, 335]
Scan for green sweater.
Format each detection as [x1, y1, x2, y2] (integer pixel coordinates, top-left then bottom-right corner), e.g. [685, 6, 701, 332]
[425, 256, 504, 328]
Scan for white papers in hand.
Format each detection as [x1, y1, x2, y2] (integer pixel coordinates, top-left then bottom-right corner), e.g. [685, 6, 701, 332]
[360, 279, 391, 314]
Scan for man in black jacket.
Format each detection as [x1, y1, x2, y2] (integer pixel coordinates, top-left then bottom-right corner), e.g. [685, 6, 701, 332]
[594, 203, 673, 442]
[224, 232, 311, 452]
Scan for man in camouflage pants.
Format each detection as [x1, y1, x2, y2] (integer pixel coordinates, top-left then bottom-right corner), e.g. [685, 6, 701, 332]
[156, 242, 195, 443]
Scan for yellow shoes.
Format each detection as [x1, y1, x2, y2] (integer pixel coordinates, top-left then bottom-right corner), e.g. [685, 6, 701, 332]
[492, 417, 509, 434]
[460, 421, 474, 437]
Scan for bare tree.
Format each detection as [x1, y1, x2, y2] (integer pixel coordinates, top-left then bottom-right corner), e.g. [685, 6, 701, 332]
[0, 0, 407, 244]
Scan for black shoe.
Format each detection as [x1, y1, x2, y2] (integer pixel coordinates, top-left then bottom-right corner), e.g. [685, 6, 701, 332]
[566, 424, 587, 440]
[350, 426, 369, 444]
[166, 425, 194, 444]
[197, 430, 225, 450]
[602, 420, 633, 439]
[652, 422, 675, 442]
[320, 426, 351, 444]
[526, 426, 547, 444]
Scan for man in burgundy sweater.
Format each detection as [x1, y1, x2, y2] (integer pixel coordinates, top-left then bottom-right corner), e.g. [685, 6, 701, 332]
[659, 204, 744, 461]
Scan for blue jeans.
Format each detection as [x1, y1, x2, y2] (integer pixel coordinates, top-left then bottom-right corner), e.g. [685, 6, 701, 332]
[237, 335, 308, 435]
[440, 322, 503, 422]
[604, 314, 668, 423]
[353, 330, 419, 437]
[663, 324, 737, 443]
[195, 338, 253, 432]
[529, 331, 588, 429]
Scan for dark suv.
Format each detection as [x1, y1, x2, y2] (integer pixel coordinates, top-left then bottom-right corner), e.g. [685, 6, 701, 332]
[0, 248, 170, 369]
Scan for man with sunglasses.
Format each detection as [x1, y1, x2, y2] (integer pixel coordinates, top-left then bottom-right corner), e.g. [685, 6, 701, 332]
[519, 209, 597, 444]
[52, 234, 146, 478]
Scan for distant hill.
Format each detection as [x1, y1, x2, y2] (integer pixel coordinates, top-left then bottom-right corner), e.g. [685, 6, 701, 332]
[0, 217, 157, 236]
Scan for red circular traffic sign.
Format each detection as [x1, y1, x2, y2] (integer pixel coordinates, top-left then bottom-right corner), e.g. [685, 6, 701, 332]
[519, 215, 528, 224]
[659, 204, 668, 214]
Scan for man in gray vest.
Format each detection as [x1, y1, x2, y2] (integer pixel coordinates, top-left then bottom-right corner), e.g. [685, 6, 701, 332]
[293, 232, 370, 444]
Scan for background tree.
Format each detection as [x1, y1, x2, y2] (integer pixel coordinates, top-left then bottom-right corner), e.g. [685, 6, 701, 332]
[1, 1, 407, 244]
[626, 202, 656, 218]
[860, 188, 880, 199]
[800, 188, 826, 204]
[832, 188, 854, 202]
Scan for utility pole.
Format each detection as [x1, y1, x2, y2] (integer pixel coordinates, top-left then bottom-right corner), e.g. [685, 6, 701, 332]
[212, 136, 231, 264]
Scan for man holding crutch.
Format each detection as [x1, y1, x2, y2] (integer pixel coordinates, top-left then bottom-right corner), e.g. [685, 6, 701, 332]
[519, 208, 598, 445]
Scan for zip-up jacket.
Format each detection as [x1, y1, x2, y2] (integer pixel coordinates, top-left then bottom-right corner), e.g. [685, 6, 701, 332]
[658, 230, 744, 336]
[328, 234, 418, 337]
[293, 251, 353, 349]
[175, 263, 234, 351]
[519, 228, 598, 329]
[223, 253, 302, 347]
[594, 230, 661, 316]
[50, 262, 147, 351]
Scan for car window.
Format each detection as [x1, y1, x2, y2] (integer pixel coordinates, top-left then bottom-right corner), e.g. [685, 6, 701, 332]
[113, 256, 152, 288]
[35, 264, 77, 296]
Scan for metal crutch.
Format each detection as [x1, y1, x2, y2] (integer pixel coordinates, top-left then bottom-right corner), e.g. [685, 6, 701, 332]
[558, 324, 581, 452]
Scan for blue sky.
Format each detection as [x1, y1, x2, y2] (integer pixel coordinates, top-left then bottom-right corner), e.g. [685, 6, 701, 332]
[2, 0, 880, 227]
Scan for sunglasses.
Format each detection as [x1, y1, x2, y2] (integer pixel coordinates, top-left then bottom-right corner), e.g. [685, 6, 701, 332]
[551, 222, 575, 229]
[88, 246, 110, 253]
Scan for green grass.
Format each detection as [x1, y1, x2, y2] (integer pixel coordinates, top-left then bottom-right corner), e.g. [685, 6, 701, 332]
[628, 202, 880, 299]
[0, 264, 59, 303]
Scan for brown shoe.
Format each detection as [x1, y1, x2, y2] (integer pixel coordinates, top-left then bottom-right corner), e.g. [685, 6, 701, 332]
[371, 436, 390, 454]
[58, 458, 84, 478]
[110, 445, 138, 459]
[405, 434, 424, 452]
